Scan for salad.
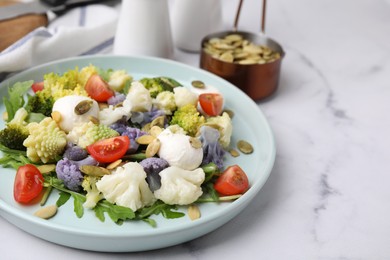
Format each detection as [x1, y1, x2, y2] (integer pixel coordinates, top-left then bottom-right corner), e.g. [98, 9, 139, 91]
[0, 65, 252, 227]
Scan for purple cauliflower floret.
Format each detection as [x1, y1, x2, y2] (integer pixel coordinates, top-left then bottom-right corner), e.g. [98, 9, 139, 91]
[121, 127, 147, 154]
[139, 157, 169, 191]
[63, 143, 88, 161]
[56, 158, 84, 192]
[71, 155, 99, 167]
[130, 108, 166, 126]
[109, 118, 129, 134]
[107, 92, 126, 106]
[199, 125, 225, 170]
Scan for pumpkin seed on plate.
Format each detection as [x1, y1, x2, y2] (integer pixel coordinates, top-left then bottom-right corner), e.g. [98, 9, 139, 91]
[136, 135, 155, 145]
[191, 80, 205, 89]
[237, 140, 254, 154]
[74, 100, 93, 115]
[34, 205, 58, 219]
[188, 204, 201, 220]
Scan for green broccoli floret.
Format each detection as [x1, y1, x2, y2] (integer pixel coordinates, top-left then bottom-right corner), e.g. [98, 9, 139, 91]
[67, 121, 119, 148]
[170, 104, 205, 137]
[82, 176, 103, 209]
[25, 92, 54, 117]
[0, 107, 29, 151]
[23, 117, 67, 163]
[140, 77, 182, 98]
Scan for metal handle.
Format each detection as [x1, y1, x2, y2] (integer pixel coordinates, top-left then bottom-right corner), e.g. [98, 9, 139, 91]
[233, 0, 267, 33]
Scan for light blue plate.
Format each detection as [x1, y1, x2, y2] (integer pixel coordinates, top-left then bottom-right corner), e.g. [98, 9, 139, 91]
[0, 55, 275, 252]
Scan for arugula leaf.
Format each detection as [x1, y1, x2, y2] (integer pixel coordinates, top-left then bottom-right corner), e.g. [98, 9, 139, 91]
[73, 194, 86, 218]
[56, 192, 71, 207]
[137, 200, 185, 220]
[94, 200, 135, 223]
[3, 80, 33, 122]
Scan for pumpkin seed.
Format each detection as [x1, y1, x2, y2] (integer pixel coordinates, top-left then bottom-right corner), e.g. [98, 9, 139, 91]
[80, 165, 111, 177]
[229, 149, 240, 157]
[34, 205, 57, 219]
[150, 116, 165, 128]
[75, 100, 93, 115]
[220, 52, 234, 63]
[237, 140, 254, 154]
[191, 80, 205, 89]
[149, 125, 162, 137]
[2, 111, 8, 121]
[188, 204, 201, 220]
[106, 159, 122, 170]
[136, 135, 155, 145]
[189, 137, 202, 149]
[145, 139, 161, 158]
[89, 116, 99, 124]
[37, 164, 56, 174]
[51, 111, 61, 123]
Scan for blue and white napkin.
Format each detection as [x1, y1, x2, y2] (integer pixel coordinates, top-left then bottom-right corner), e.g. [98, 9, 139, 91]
[0, 3, 119, 73]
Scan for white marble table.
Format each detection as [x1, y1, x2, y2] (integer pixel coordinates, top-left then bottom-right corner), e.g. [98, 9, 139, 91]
[1, 0, 390, 259]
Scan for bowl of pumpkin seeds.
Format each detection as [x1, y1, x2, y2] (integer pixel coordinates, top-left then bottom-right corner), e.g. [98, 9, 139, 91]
[200, 31, 284, 100]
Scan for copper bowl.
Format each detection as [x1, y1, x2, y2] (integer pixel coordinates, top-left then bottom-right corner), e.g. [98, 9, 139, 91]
[200, 30, 285, 101]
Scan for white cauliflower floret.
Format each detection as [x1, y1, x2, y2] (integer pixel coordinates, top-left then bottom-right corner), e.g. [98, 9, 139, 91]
[108, 70, 132, 92]
[173, 87, 198, 108]
[124, 81, 152, 112]
[157, 128, 203, 170]
[153, 91, 176, 115]
[205, 112, 232, 148]
[96, 162, 155, 211]
[99, 104, 132, 126]
[52, 95, 99, 133]
[154, 166, 205, 205]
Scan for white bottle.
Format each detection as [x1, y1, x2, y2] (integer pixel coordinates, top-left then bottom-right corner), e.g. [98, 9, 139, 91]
[171, 0, 223, 52]
[113, 0, 174, 59]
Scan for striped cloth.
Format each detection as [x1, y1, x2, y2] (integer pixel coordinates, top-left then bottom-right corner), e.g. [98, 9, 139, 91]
[0, 3, 119, 73]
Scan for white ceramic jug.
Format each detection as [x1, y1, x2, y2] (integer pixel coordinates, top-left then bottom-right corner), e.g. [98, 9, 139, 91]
[171, 0, 223, 52]
[113, 0, 174, 58]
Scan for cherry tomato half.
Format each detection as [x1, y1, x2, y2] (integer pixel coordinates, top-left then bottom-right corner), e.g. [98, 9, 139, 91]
[87, 136, 130, 163]
[85, 74, 114, 102]
[14, 164, 44, 204]
[198, 93, 224, 116]
[31, 81, 44, 93]
[214, 165, 249, 196]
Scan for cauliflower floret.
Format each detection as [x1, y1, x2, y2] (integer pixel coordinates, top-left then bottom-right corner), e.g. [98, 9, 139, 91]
[52, 95, 99, 133]
[157, 128, 203, 170]
[154, 166, 205, 205]
[67, 121, 119, 148]
[173, 87, 198, 108]
[96, 162, 156, 211]
[99, 104, 132, 126]
[124, 81, 152, 112]
[153, 91, 176, 115]
[204, 112, 233, 148]
[82, 176, 103, 209]
[23, 117, 67, 163]
[107, 70, 132, 92]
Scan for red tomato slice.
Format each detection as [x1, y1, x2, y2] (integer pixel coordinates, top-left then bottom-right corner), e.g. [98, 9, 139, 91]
[87, 136, 130, 163]
[214, 165, 249, 196]
[198, 93, 224, 116]
[14, 164, 44, 204]
[85, 74, 114, 102]
[31, 81, 44, 93]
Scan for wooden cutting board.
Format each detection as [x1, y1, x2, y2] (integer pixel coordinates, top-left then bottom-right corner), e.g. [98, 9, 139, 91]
[0, 1, 48, 51]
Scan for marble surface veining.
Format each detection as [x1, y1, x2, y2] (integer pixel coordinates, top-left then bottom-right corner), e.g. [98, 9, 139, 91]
[1, 0, 390, 259]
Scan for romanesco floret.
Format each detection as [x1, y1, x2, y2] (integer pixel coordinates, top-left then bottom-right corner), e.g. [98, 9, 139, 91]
[154, 166, 205, 205]
[139, 157, 169, 191]
[139, 77, 181, 98]
[0, 107, 29, 150]
[204, 112, 233, 148]
[153, 91, 176, 115]
[198, 125, 225, 169]
[67, 121, 119, 148]
[96, 162, 156, 211]
[82, 176, 103, 209]
[23, 117, 67, 163]
[173, 87, 198, 108]
[40, 67, 90, 101]
[56, 158, 84, 191]
[169, 104, 205, 136]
